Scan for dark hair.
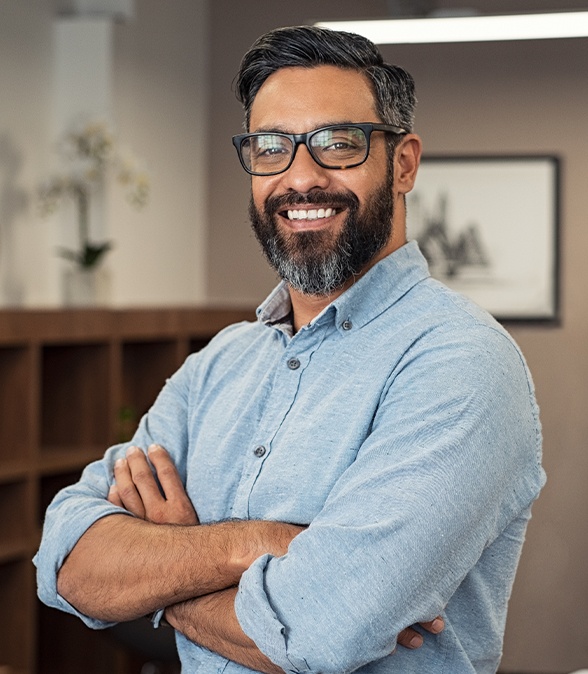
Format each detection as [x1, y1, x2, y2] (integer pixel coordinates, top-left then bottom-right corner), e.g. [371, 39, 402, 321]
[235, 25, 416, 132]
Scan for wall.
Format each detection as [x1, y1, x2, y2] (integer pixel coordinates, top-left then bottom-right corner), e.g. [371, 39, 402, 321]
[0, 0, 208, 306]
[207, 1, 588, 672]
[111, 0, 209, 305]
[0, 1, 54, 305]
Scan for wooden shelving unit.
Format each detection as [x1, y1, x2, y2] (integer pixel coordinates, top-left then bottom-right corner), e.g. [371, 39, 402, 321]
[0, 307, 253, 674]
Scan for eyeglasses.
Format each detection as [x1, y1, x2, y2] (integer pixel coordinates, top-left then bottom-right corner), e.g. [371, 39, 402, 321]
[232, 122, 408, 176]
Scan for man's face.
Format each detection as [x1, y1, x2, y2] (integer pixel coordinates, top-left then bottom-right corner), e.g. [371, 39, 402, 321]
[248, 65, 404, 296]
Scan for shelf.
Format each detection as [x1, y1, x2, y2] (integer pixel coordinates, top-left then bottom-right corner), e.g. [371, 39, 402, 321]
[36, 446, 106, 474]
[0, 307, 254, 673]
[0, 461, 30, 484]
[0, 538, 34, 565]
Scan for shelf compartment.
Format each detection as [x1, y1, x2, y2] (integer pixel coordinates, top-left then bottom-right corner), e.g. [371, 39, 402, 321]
[0, 347, 34, 462]
[0, 481, 30, 551]
[38, 470, 85, 528]
[119, 340, 179, 442]
[0, 560, 34, 671]
[41, 343, 110, 450]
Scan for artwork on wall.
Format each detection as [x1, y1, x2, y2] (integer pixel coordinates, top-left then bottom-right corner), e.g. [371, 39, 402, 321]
[407, 155, 560, 322]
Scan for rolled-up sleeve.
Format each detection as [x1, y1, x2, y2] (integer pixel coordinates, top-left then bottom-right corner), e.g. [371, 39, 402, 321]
[235, 328, 545, 674]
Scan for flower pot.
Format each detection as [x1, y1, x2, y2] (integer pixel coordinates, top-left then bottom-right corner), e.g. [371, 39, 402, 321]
[62, 266, 111, 306]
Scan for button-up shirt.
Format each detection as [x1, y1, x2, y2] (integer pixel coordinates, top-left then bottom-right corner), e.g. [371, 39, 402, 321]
[35, 241, 545, 673]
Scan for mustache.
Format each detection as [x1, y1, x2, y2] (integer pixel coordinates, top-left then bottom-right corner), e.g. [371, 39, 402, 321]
[264, 190, 359, 215]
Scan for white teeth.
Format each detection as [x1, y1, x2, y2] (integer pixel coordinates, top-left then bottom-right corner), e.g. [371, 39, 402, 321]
[287, 207, 336, 221]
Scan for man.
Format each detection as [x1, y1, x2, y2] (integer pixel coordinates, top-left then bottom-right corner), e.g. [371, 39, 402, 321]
[35, 26, 545, 673]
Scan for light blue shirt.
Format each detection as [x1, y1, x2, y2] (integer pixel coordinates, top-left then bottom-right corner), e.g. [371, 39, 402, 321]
[35, 241, 545, 673]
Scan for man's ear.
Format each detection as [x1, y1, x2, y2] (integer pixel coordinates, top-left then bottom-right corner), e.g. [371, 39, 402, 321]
[394, 134, 422, 195]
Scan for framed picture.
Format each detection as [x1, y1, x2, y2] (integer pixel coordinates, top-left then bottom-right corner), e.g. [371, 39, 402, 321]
[407, 155, 560, 322]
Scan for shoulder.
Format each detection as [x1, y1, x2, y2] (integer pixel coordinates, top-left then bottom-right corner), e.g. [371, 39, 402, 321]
[397, 276, 527, 364]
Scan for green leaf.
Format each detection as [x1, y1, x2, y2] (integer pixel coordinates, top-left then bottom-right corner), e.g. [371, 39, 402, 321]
[57, 241, 113, 268]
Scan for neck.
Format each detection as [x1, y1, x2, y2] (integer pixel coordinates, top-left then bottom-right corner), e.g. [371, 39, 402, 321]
[289, 285, 346, 333]
[289, 235, 407, 333]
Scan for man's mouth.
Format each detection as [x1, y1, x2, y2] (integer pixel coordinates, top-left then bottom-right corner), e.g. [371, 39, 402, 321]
[284, 207, 338, 221]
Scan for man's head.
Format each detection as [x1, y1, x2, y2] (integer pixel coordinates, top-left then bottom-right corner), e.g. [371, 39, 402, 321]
[235, 25, 416, 135]
[234, 26, 421, 297]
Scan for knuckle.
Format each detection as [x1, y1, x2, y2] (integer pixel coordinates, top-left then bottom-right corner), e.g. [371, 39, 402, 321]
[118, 484, 137, 500]
[131, 467, 153, 484]
[157, 464, 177, 480]
[147, 508, 166, 523]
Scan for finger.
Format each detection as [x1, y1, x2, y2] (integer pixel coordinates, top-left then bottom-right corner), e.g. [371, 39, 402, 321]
[113, 455, 146, 517]
[107, 484, 124, 508]
[396, 627, 423, 650]
[147, 445, 186, 499]
[148, 444, 199, 525]
[126, 445, 165, 507]
[420, 616, 445, 634]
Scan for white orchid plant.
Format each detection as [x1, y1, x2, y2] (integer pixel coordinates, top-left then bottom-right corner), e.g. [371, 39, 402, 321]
[39, 121, 149, 268]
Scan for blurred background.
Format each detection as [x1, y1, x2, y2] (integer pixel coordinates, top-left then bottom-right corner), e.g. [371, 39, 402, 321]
[1, 1, 587, 672]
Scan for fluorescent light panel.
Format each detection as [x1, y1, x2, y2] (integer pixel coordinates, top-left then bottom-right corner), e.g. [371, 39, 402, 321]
[315, 11, 588, 44]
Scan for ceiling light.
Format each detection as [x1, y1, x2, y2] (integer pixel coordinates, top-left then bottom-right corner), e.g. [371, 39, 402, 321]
[314, 11, 588, 44]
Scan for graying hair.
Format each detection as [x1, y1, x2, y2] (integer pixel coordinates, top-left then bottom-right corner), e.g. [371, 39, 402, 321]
[234, 25, 416, 132]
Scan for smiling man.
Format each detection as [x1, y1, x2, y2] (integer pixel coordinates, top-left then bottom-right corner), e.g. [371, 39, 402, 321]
[35, 26, 545, 674]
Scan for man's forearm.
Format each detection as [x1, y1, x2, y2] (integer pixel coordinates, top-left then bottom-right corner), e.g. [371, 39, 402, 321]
[57, 514, 302, 622]
[166, 588, 283, 674]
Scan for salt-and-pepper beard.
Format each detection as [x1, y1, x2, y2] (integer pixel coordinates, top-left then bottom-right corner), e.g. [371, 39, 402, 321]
[249, 168, 395, 297]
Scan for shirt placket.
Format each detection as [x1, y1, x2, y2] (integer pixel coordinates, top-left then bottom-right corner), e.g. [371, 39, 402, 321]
[230, 323, 328, 519]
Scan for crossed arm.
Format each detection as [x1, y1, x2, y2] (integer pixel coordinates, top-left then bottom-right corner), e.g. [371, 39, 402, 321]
[57, 444, 443, 672]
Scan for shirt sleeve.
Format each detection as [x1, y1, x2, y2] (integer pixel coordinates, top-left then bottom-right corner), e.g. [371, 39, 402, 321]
[234, 326, 545, 674]
[33, 353, 196, 628]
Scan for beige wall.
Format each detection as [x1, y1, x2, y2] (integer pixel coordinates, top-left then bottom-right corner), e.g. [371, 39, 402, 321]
[207, 1, 588, 672]
[111, 0, 209, 305]
[0, 0, 208, 306]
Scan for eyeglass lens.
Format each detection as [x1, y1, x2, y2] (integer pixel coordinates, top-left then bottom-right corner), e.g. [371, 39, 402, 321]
[241, 126, 369, 174]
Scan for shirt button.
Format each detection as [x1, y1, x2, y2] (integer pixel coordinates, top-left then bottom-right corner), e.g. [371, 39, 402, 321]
[342, 320, 353, 331]
[287, 357, 301, 370]
[254, 445, 266, 457]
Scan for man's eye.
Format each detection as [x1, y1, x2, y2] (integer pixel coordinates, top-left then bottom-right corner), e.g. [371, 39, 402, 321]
[256, 145, 288, 157]
[326, 140, 356, 151]
[313, 129, 366, 155]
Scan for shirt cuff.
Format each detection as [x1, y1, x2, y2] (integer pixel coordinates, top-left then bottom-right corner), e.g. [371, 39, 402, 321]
[235, 554, 311, 674]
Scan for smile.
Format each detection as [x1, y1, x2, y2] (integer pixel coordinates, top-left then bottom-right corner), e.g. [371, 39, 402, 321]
[286, 207, 337, 221]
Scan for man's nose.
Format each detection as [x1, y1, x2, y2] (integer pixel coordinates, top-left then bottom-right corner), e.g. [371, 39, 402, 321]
[281, 144, 331, 193]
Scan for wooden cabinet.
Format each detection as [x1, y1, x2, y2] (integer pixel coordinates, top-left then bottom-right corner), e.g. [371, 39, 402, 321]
[0, 307, 253, 674]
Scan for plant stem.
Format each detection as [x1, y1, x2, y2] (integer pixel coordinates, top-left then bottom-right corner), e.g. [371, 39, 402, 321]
[76, 184, 90, 252]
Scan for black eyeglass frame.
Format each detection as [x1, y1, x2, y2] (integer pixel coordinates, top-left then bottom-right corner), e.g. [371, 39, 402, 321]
[232, 122, 408, 176]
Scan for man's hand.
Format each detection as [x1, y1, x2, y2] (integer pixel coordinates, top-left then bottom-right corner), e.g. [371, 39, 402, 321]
[108, 444, 198, 525]
[396, 616, 444, 650]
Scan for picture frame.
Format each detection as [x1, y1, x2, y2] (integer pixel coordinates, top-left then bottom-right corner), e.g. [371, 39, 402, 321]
[407, 155, 560, 322]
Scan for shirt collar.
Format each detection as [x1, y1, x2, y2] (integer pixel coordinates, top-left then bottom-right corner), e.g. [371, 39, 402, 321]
[256, 281, 293, 333]
[256, 241, 430, 334]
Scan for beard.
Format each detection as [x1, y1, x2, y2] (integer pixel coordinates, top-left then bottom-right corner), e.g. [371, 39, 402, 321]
[249, 169, 395, 297]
